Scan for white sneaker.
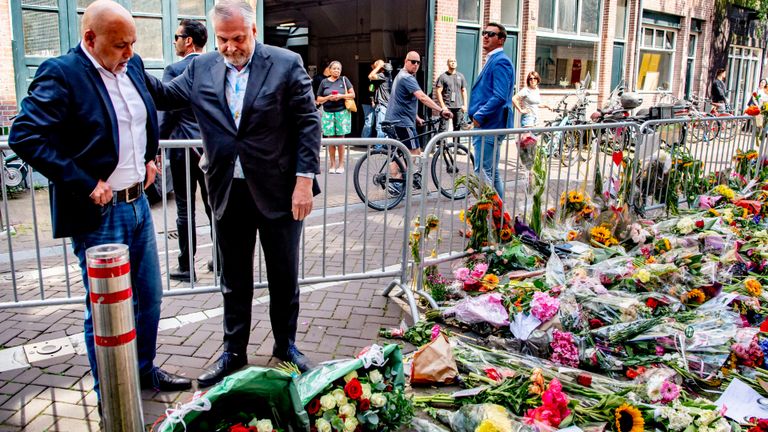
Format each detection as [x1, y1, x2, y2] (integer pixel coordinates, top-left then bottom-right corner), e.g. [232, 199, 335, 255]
[336, 167, 345, 174]
[328, 167, 337, 174]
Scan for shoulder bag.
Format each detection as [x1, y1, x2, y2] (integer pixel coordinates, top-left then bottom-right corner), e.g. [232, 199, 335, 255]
[342, 77, 357, 113]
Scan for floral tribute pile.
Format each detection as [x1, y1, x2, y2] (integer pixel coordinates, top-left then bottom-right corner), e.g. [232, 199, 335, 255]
[398, 163, 768, 431]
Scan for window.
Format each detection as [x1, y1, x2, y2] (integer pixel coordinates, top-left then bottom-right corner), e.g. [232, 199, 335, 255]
[636, 26, 676, 91]
[535, 37, 598, 89]
[500, 0, 519, 28]
[458, 0, 480, 23]
[21, 0, 61, 57]
[614, 0, 628, 40]
[536, 0, 602, 89]
[538, 0, 602, 35]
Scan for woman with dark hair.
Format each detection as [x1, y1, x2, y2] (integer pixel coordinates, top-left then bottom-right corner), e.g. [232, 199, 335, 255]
[512, 71, 550, 128]
[316, 60, 355, 174]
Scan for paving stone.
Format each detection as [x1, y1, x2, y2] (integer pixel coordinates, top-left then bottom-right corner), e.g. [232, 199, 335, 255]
[2, 398, 51, 427]
[52, 417, 101, 432]
[31, 373, 78, 389]
[42, 401, 95, 420]
[0, 385, 45, 411]
[16, 413, 54, 432]
[9, 368, 42, 385]
[0, 384, 23, 396]
[37, 388, 85, 404]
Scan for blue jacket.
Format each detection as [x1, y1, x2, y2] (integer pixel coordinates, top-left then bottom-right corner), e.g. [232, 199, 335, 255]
[9, 45, 159, 238]
[468, 50, 516, 129]
[159, 53, 202, 161]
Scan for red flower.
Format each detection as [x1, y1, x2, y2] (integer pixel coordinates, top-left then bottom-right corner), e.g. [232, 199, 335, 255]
[229, 424, 256, 432]
[646, 298, 659, 309]
[695, 220, 705, 228]
[306, 398, 321, 415]
[311, 427, 318, 432]
[588, 318, 604, 329]
[625, 366, 645, 379]
[359, 398, 371, 411]
[344, 378, 363, 399]
[484, 367, 503, 382]
[576, 373, 592, 387]
[385, 384, 393, 392]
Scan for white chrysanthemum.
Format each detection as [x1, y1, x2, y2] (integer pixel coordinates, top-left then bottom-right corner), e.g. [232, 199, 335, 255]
[676, 217, 695, 234]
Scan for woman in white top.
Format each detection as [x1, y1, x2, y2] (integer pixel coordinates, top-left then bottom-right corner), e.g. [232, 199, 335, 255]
[757, 79, 768, 105]
[512, 71, 550, 127]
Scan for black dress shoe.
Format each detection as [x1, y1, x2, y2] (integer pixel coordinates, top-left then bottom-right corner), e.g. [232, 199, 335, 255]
[273, 345, 316, 372]
[169, 267, 196, 282]
[198, 352, 247, 387]
[139, 367, 192, 391]
[206, 259, 214, 272]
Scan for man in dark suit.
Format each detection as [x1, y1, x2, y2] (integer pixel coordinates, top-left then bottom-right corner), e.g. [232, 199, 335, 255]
[160, 19, 215, 282]
[8, 0, 191, 404]
[468, 22, 516, 197]
[145, 0, 321, 386]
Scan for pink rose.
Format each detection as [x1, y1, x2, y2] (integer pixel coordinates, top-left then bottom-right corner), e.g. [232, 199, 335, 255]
[470, 263, 488, 279]
[454, 267, 470, 281]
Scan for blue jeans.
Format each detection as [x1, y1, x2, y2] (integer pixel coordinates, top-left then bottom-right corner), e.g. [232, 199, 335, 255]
[375, 104, 388, 138]
[473, 134, 505, 198]
[362, 104, 374, 138]
[71, 194, 162, 397]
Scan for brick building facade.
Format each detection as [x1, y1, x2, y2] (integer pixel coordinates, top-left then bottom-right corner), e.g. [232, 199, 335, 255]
[0, 0, 15, 132]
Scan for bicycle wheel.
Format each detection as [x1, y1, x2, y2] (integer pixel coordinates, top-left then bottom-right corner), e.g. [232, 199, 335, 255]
[716, 115, 736, 140]
[559, 130, 581, 167]
[690, 117, 719, 143]
[353, 148, 407, 211]
[431, 141, 474, 199]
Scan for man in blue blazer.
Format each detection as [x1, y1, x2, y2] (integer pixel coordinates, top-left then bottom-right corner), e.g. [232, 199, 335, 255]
[468, 22, 516, 197]
[160, 19, 215, 282]
[145, 0, 322, 386]
[8, 0, 191, 402]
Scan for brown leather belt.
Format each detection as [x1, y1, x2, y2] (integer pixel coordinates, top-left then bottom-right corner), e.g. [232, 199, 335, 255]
[113, 182, 143, 203]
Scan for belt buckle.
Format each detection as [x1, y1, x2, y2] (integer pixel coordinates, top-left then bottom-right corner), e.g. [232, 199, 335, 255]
[125, 183, 140, 203]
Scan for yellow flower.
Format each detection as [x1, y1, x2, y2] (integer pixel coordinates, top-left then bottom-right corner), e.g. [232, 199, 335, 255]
[481, 274, 500, 291]
[646, 256, 656, 264]
[476, 419, 503, 432]
[459, 210, 465, 222]
[745, 278, 763, 297]
[635, 269, 651, 283]
[709, 208, 720, 217]
[590, 226, 613, 245]
[568, 190, 584, 203]
[685, 288, 706, 304]
[615, 404, 644, 432]
[663, 238, 671, 251]
[499, 227, 513, 242]
[714, 184, 735, 200]
[567, 230, 579, 241]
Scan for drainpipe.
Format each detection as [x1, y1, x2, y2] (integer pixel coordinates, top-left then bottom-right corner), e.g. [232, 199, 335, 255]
[426, 0, 436, 95]
[632, 0, 644, 91]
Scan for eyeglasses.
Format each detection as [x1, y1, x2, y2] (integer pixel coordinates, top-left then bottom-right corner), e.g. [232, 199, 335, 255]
[174, 34, 188, 41]
[407, 59, 421, 65]
[482, 30, 500, 38]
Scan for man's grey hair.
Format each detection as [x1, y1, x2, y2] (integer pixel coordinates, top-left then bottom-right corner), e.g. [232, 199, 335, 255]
[209, 0, 255, 27]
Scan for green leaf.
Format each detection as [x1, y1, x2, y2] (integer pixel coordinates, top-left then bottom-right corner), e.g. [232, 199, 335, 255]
[365, 412, 380, 425]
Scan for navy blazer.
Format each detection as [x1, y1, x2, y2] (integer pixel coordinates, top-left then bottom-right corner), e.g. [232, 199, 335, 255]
[9, 46, 159, 238]
[145, 42, 322, 221]
[468, 50, 516, 129]
[158, 53, 202, 160]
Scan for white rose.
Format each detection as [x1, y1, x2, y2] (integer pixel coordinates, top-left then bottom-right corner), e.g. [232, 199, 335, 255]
[319, 394, 336, 411]
[695, 410, 718, 426]
[676, 218, 694, 234]
[256, 419, 273, 432]
[361, 383, 372, 400]
[368, 369, 384, 384]
[338, 403, 356, 418]
[635, 269, 651, 284]
[316, 418, 332, 432]
[344, 418, 359, 432]
[343, 370, 358, 383]
[331, 388, 347, 406]
[370, 393, 387, 408]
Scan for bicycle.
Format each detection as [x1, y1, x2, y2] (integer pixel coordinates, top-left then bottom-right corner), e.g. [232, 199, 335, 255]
[688, 94, 736, 143]
[352, 118, 474, 211]
[538, 90, 591, 166]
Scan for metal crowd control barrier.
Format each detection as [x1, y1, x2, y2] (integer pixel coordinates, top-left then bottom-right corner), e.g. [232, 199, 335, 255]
[0, 138, 430, 324]
[86, 243, 143, 431]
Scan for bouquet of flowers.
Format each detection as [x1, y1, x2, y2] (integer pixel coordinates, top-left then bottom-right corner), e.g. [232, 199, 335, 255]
[296, 345, 412, 432]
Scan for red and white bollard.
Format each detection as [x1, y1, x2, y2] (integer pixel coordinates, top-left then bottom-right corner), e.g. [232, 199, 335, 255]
[86, 244, 144, 431]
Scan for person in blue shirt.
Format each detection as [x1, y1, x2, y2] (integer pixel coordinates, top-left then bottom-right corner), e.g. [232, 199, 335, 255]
[468, 22, 516, 198]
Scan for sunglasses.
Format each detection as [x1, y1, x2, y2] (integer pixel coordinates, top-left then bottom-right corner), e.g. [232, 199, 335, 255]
[482, 30, 500, 38]
[174, 34, 188, 41]
[407, 59, 421, 65]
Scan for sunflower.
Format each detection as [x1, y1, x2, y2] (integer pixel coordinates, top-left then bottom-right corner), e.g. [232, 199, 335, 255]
[685, 288, 706, 304]
[568, 190, 584, 203]
[559, 192, 567, 207]
[615, 403, 644, 432]
[745, 278, 763, 297]
[567, 230, 579, 241]
[590, 226, 612, 244]
[499, 227, 513, 242]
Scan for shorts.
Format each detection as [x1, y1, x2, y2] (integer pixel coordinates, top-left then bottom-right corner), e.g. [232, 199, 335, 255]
[521, 112, 537, 127]
[321, 109, 352, 136]
[386, 125, 419, 150]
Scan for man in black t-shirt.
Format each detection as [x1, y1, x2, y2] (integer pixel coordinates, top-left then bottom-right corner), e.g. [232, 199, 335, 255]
[711, 68, 728, 112]
[436, 58, 468, 132]
[368, 59, 393, 138]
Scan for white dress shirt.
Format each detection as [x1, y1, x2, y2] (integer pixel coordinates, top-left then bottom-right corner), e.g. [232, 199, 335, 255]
[81, 42, 147, 191]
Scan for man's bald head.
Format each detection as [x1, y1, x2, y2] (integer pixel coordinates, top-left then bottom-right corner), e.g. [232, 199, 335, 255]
[81, 0, 136, 74]
[404, 51, 421, 75]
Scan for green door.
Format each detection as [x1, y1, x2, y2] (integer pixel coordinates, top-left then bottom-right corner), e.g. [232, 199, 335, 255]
[611, 43, 625, 90]
[456, 27, 480, 88]
[503, 32, 518, 80]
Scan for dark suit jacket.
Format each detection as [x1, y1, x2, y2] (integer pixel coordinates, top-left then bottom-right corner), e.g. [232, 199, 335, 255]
[468, 51, 516, 129]
[9, 46, 159, 238]
[145, 42, 321, 220]
[159, 53, 202, 160]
